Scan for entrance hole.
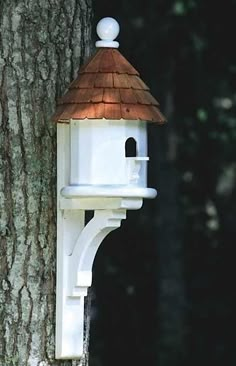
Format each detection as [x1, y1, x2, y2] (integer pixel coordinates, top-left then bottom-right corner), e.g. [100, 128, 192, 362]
[125, 137, 137, 157]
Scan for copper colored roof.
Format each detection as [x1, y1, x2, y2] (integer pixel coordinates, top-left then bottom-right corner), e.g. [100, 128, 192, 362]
[52, 48, 166, 124]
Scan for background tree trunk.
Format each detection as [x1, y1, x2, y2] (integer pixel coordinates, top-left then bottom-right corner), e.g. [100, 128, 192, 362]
[0, 1, 92, 365]
[154, 91, 186, 365]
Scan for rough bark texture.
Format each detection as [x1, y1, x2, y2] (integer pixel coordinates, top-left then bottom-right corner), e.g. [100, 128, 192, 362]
[0, 1, 92, 365]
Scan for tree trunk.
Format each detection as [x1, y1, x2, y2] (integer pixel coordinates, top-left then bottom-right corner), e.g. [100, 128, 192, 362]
[0, 1, 92, 365]
[153, 90, 187, 365]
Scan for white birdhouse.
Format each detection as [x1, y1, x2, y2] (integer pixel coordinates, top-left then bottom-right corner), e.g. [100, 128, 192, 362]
[52, 17, 166, 359]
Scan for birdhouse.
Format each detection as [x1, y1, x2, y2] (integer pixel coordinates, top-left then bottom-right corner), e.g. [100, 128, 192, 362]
[52, 17, 166, 359]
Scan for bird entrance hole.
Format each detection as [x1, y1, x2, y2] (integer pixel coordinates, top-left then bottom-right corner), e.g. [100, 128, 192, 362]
[125, 138, 137, 157]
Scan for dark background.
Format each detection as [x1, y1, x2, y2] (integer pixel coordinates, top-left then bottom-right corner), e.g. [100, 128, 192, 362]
[90, 1, 236, 366]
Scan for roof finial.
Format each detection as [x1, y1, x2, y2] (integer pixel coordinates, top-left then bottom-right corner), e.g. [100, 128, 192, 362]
[96, 17, 120, 48]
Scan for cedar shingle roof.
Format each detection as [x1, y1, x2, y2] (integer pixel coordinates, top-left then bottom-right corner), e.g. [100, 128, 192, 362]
[52, 48, 166, 124]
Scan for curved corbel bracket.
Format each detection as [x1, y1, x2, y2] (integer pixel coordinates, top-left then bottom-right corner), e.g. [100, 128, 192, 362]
[69, 209, 126, 296]
[56, 208, 126, 359]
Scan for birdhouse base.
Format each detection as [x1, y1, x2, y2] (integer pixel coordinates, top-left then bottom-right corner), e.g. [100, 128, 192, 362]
[61, 184, 157, 199]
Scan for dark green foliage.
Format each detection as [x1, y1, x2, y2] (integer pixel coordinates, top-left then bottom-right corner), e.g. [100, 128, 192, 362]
[90, 1, 236, 366]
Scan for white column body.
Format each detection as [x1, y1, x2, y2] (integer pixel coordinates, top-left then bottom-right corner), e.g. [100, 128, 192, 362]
[70, 119, 148, 187]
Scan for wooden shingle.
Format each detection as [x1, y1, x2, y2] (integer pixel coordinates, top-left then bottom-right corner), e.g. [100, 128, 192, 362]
[52, 48, 166, 124]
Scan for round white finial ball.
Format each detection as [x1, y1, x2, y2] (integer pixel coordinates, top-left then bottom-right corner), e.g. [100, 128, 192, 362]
[96, 17, 120, 48]
[97, 17, 120, 41]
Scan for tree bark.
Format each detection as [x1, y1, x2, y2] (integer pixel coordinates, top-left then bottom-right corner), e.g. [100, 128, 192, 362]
[0, 1, 92, 365]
